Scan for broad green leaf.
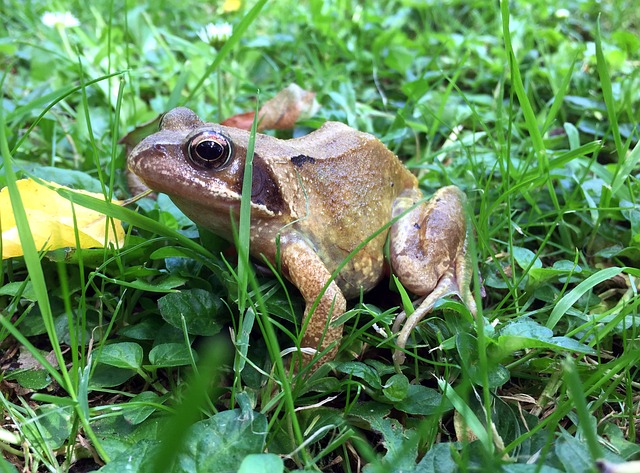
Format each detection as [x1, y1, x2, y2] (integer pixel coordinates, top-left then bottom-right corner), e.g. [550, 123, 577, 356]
[124, 392, 163, 425]
[0, 281, 36, 300]
[555, 432, 593, 473]
[30, 405, 73, 450]
[89, 365, 136, 388]
[363, 417, 418, 473]
[10, 369, 52, 390]
[158, 289, 225, 336]
[238, 453, 284, 473]
[382, 374, 409, 403]
[500, 465, 564, 472]
[336, 362, 382, 389]
[347, 401, 392, 424]
[148, 343, 195, 368]
[175, 409, 268, 473]
[416, 443, 457, 473]
[496, 318, 596, 356]
[97, 439, 162, 473]
[0, 457, 19, 473]
[98, 342, 143, 370]
[396, 384, 450, 415]
[511, 246, 542, 270]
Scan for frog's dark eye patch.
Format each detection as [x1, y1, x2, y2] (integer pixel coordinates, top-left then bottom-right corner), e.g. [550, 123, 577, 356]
[186, 131, 233, 170]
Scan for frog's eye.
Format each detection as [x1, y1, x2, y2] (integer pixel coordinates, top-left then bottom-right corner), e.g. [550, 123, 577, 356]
[187, 131, 233, 170]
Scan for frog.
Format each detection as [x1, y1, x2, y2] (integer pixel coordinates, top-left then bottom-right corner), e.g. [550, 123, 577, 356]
[127, 107, 477, 370]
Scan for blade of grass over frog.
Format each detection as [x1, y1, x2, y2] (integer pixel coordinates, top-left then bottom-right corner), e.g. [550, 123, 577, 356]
[437, 378, 491, 452]
[546, 266, 625, 330]
[302, 196, 433, 355]
[236, 97, 259, 314]
[9, 71, 124, 154]
[187, 0, 268, 101]
[230, 244, 310, 464]
[0, 93, 110, 462]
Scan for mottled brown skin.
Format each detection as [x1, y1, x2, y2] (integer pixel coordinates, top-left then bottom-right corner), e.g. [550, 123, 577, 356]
[128, 107, 476, 370]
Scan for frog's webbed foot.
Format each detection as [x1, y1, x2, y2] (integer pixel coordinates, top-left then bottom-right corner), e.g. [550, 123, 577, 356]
[392, 270, 464, 368]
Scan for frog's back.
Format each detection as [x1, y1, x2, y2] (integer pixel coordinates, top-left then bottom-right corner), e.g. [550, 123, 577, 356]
[285, 122, 418, 296]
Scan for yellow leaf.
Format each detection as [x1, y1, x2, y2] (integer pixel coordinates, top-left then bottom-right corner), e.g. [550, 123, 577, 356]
[1, 179, 125, 259]
[222, 0, 241, 12]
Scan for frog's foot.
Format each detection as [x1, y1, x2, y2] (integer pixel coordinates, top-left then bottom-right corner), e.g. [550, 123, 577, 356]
[392, 270, 462, 368]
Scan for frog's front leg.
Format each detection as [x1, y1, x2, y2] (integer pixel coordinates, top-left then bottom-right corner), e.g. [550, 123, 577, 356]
[389, 186, 476, 367]
[280, 234, 346, 369]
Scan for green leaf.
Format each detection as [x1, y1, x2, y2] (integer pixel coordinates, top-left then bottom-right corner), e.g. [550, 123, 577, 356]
[10, 369, 52, 390]
[511, 246, 543, 270]
[97, 440, 162, 473]
[98, 342, 143, 370]
[395, 384, 450, 415]
[554, 432, 593, 473]
[148, 343, 195, 368]
[174, 409, 268, 473]
[0, 457, 19, 473]
[416, 443, 457, 473]
[496, 318, 596, 356]
[382, 374, 409, 403]
[500, 465, 564, 472]
[364, 417, 418, 473]
[336, 362, 382, 389]
[0, 281, 36, 300]
[238, 453, 284, 473]
[158, 289, 225, 336]
[89, 365, 136, 388]
[28, 405, 73, 451]
[124, 392, 163, 425]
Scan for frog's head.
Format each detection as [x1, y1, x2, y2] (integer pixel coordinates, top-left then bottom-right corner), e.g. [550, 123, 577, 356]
[127, 107, 286, 229]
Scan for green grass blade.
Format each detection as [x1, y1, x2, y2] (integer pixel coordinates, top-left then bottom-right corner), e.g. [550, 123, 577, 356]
[547, 266, 624, 330]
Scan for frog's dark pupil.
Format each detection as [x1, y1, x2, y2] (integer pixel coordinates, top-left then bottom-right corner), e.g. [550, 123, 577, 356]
[188, 131, 232, 170]
[196, 140, 224, 162]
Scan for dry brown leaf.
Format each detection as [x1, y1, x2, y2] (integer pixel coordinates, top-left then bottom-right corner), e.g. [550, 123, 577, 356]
[1, 179, 125, 259]
[222, 83, 319, 131]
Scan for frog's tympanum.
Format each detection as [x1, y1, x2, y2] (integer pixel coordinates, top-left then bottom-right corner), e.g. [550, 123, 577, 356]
[128, 107, 477, 370]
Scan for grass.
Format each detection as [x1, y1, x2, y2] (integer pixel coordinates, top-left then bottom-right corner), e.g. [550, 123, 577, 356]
[1, 0, 640, 471]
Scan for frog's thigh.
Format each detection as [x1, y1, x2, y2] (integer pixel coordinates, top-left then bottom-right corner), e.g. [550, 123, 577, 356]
[280, 237, 346, 362]
[389, 186, 466, 295]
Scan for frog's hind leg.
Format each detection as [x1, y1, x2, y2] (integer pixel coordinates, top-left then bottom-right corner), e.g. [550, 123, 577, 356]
[389, 186, 476, 369]
[391, 270, 461, 367]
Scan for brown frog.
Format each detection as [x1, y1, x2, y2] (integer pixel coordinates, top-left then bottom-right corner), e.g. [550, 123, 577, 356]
[127, 107, 476, 369]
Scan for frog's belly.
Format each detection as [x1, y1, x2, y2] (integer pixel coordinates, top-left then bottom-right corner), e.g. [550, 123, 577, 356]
[334, 251, 386, 299]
